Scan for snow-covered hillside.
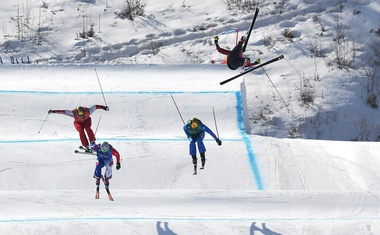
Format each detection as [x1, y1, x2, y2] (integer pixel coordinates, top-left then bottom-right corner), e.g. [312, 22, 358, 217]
[1, 0, 380, 140]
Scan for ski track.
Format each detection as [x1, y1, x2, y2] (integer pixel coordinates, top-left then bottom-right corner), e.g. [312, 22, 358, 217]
[0, 89, 263, 190]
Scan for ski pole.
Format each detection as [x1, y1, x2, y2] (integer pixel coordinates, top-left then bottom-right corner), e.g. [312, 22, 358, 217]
[261, 67, 289, 110]
[37, 113, 50, 133]
[95, 116, 101, 136]
[212, 107, 220, 139]
[170, 94, 185, 124]
[95, 69, 108, 106]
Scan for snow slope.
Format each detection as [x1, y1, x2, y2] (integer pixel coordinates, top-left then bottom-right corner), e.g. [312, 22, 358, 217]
[2, 65, 380, 234]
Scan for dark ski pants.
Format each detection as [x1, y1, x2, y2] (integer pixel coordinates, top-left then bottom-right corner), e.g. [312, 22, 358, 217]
[227, 41, 246, 70]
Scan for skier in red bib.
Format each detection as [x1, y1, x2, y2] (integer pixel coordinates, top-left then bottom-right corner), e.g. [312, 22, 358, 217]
[48, 105, 109, 150]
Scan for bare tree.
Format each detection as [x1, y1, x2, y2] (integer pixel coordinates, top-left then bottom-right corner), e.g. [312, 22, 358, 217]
[352, 116, 379, 141]
[224, 0, 261, 11]
[332, 16, 355, 69]
[118, 0, 146, 21]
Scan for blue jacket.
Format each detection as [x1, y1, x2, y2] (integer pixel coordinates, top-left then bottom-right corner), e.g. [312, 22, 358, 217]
[93, 144, 114, 162]
[183, 120, 218, 140]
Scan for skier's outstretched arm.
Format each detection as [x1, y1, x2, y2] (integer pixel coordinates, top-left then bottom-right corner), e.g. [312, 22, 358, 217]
[215, 42, 231, 56]
[48, 109, 74, 117]
[112, 148, 121, 162]
[88, 105, 109, 115]
[112, 148, 121, 170]
[201, 124, 222, 145]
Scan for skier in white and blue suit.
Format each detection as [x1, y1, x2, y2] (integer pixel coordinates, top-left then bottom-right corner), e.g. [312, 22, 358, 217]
[183, 117, 222, 169]
[92, 141, 121, 188]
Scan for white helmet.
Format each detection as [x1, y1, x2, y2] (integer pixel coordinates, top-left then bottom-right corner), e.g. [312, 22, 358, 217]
[100, 142, 109, 153]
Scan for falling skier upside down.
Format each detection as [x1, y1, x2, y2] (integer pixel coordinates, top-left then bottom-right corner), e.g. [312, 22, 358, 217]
[216, 8, 285, 85]
[214, 8, 260, 71]
[214, 35, 260, 70]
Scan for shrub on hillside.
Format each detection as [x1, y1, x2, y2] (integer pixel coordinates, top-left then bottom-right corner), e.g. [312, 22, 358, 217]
[118, 0, 146, 21]
[78, 23, 95, 39]
[225, 0, 260, 11]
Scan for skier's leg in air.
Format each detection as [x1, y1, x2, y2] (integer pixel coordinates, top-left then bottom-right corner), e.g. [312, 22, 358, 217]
[74, 122, 89, 148]
[83, 118, 96, 145]
[191, 155, 197, 165]
[189, 138, 198, 171]
[200, 152, 206, 168]
[103, 160, 113, 187]
[93, 160, 105, 186]
[227, 39, 246, 70]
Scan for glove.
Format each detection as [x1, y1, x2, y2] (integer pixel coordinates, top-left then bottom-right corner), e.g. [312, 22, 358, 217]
[214, 35, 219, 43]
[255, 58, 261, 64]
[48, 109, 55, 114]
[116, 162, 121, 170]
[104, 106, 109, 111]
[216, 138, 222, 146]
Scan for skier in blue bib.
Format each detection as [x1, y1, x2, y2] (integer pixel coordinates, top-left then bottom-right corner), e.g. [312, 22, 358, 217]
[183, 117, 222, 170]
[92, 141, 121, 188]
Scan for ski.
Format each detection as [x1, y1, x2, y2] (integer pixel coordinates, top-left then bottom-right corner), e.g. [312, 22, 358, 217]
[75, 146, 95, 154]
[101, 175, 114, 201]
[79, 146, 92, 151]
[242, 8, 259, 53]
[74, 149, 95, 155]
[220, 55, 284, 85]
[105, 187, 113, 201]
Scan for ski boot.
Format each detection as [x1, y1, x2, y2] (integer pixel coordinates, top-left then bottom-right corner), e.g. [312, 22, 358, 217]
[84, 145, 93, 153]
[192, 155, 197, 175]
[242, 58, 252, 71]
[200, 152, 206, 170]
[242, 58, 260, 71]
[241, 35, 247, 43]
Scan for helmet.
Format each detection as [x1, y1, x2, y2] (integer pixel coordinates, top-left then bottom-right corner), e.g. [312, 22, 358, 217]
[77, 106, 84, 117]
[101, 142, 109, 153]
[190, 117, 199, 129]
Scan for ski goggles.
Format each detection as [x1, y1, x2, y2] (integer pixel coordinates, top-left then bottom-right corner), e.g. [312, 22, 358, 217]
[77, 109, 84, 116]
[191, 122, 198, 129]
